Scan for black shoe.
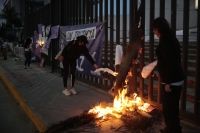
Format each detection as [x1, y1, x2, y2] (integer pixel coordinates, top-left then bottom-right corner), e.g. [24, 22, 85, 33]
[159, 126, 182, 133]
[173, 126, 182, 133]
[159, 129, 164, 133]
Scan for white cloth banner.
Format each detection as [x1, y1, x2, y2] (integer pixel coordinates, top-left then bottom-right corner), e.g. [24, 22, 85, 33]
[115, 45, 123, 66]
[141, 60, 158, 78]
[66, 27, 96, 41]
[94, 68, 118, 76]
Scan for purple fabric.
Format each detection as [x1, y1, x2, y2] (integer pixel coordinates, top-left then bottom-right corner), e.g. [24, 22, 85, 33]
[44, 25, 59, 49]
[59, 22, 104, 78]
[34, 46, 41, 58]
[38, 24, 43, 34]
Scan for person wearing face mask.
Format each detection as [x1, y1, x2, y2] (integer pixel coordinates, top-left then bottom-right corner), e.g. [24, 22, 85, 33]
[153, 17, 184, 133]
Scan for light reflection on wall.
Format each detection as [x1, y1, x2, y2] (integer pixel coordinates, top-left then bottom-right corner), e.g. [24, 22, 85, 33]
[195, 0, 198, 9]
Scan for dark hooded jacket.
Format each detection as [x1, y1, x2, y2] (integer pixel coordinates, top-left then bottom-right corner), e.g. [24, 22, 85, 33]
[61, 40, 95, 65]
[155, 36, 184, 84]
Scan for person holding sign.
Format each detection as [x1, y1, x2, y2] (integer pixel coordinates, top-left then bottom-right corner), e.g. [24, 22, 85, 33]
[60, 35, 98, 96]
[153, 17, 184, 133]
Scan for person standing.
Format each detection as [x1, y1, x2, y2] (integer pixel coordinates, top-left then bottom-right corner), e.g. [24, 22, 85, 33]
[60, 35, 98, 96]
[152, 17, 185, 133]
[0, 38, 3, 53]
[24, 38, 32, 69]
[2, 38, 8, 60]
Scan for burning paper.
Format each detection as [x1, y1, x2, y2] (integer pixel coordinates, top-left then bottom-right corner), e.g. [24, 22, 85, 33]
[94, 68, 118, 76]
[88, 89, 154, 119]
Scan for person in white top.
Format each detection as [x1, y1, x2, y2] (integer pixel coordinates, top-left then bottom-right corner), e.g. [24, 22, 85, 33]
[24, 38, 32, 68]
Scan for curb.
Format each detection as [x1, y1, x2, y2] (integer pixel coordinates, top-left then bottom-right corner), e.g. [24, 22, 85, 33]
[0, 71, 48, 133]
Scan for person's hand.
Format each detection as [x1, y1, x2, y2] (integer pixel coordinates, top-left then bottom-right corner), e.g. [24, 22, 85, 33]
[113, 72, 118, 76]
[59, 56, 64, 62]
[93, 64, 98, 69]
[165, 84, 171, 92]
[138, 47, 142, 54]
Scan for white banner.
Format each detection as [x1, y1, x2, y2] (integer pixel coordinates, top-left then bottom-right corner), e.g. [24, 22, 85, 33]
[66, 27, 96, 41]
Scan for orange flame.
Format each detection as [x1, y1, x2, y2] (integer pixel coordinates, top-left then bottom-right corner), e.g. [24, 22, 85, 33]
[88, 89, 151, 119]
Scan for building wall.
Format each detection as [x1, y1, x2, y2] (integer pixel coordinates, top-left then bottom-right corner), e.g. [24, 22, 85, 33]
[105, 0, 198, 42]
[145, 0, 197, 35]
[0, 0, 23, 25]
[0, 0, 6, 27]
[4, 0, 198, 40]
[44, 0, 51, 5]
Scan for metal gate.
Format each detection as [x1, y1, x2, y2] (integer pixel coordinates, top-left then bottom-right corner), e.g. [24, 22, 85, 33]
[24, 0, 200, 123]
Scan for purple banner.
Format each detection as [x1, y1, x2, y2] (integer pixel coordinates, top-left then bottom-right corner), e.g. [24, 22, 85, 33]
[59, 22, 104, 78]
[50, 25, 59, 39]
[38, 24, 43, 34]
[44, 38, 51, 49]
[34, 46, 41, 58]
[43, 25, 59, 50]
[33, 31, 39, 43]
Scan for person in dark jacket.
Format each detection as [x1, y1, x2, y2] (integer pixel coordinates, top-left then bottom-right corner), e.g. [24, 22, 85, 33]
[24, 38, 32, 68]
[60, 35, 98, 96]
[0, 38, 3, 53]
[153, 17, 184, 133]
[2, 38, 8, 60]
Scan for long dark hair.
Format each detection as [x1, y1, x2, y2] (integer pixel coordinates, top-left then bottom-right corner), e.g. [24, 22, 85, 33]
[152, 17, 174, 40]
[24, 38, 32, 48]
[76, 35, 89, 45]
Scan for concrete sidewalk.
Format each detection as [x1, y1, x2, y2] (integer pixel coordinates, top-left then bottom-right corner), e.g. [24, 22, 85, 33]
[0, 53, 200, 133]
[0, 55, 113, 133]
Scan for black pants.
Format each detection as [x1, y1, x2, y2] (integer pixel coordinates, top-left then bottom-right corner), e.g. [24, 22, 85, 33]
[3, 48, 8, 60]
[63, 59, 76, 88]
[24, 51, 31, 67]
[161, 84, 182, 132]
[0, 46, 3, 53]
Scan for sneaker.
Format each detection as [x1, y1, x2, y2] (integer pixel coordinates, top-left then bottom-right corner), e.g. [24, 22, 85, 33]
[70, 88, 77, 94]
[62, 89, 71, 96]
[24, 66, 27, 69]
